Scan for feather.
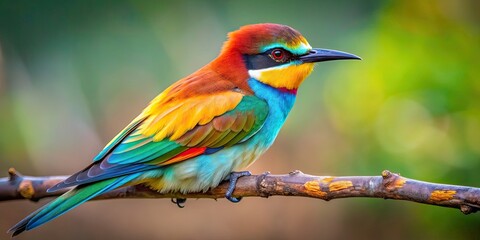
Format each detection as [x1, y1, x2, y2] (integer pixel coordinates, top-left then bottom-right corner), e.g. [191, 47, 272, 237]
[9, 174, 142, 236]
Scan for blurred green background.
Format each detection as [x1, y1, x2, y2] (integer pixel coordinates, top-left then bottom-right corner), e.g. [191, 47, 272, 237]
[1, 0, 479, 239]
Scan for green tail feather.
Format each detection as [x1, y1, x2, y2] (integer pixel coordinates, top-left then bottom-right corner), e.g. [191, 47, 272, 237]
[8, 173, 140, 236]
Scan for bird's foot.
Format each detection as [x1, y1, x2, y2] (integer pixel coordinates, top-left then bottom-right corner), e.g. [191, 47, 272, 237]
[225, 171, 251, 203]
[171, 198, 187, 208]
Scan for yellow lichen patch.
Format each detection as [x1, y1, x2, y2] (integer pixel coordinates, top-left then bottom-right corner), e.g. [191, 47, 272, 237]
[321, 177, 335, 185]
[429, 190, 456, 202]
[304, 181, 327, 198]
[392, 178, 407, 189]
[329, 181, 353, 192]
[18, 180, 35, 199]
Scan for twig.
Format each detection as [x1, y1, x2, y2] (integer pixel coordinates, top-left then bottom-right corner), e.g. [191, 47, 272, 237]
[1, 168, 480, 214]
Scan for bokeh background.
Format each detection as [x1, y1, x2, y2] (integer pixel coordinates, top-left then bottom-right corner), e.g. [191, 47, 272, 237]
[1, 0, 479, 239]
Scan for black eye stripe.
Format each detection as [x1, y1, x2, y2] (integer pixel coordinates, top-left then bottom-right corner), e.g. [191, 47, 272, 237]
[244, 48, 296, 70]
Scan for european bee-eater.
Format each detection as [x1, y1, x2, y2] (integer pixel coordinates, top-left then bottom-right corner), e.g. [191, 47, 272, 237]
[8, 23, 360, 236]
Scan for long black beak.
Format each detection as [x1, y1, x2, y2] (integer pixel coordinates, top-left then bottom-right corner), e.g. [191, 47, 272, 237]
[299, 48, 361, 63]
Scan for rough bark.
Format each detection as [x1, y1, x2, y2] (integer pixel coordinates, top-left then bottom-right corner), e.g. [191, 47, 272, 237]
[1, 168, 479, 214]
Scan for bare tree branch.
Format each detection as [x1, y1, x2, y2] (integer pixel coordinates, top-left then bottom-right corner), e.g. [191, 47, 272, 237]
[1, 168, 480, 214]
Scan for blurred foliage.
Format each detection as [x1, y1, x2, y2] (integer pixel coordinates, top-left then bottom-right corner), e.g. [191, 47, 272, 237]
[0, 0, 479, 239]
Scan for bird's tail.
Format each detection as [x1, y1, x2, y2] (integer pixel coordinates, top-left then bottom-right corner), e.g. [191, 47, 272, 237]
[8, 173, 141, 237]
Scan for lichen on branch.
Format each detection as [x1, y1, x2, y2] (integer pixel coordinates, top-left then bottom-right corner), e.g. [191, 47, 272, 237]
[1, 168, 480, 214]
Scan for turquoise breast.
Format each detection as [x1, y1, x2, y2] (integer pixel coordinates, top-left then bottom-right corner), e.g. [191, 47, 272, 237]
[247, 78, 296, 148]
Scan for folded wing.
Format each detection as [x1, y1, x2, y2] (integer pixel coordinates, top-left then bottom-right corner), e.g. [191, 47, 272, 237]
[48, 92, 268, 192]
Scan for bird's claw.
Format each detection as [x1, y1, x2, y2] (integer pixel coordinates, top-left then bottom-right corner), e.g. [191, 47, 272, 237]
[225, 171, 251, 203]
[171, 198, 187, 208]
[226, 195, 242, 203]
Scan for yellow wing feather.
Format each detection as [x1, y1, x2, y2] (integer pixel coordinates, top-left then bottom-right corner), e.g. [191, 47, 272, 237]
[138, 90, 243, 142]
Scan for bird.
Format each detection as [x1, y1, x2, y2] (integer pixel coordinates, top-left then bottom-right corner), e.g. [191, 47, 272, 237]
[8, 23, 360, 236]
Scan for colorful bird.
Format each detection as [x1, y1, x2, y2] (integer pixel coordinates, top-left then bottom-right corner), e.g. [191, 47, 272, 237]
[8, 23, 360, 236]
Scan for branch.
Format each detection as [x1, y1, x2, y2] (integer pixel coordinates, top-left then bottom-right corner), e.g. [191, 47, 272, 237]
[1, 168, 480, 214]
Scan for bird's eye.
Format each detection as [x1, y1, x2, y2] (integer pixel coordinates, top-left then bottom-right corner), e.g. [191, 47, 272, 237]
[270, 49, 286, 62]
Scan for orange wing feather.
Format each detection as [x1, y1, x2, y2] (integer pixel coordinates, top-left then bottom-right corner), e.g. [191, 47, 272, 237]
[135, 66, 249, 142]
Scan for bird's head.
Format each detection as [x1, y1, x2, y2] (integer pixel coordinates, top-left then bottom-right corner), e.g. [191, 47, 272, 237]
[211, 23, 360, 91]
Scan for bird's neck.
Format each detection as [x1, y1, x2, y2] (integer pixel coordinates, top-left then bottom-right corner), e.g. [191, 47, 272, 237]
[277, 87, 298, 95]
[247, 78, 296, 148]
[210, 50, 249, 86]
[248, 78, 296, 119]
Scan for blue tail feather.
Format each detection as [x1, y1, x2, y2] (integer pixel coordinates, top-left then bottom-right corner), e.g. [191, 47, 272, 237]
[8, 173, 140, 236]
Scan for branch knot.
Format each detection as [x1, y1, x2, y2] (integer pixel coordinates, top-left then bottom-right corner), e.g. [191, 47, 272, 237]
[257, 171, 271, 198]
